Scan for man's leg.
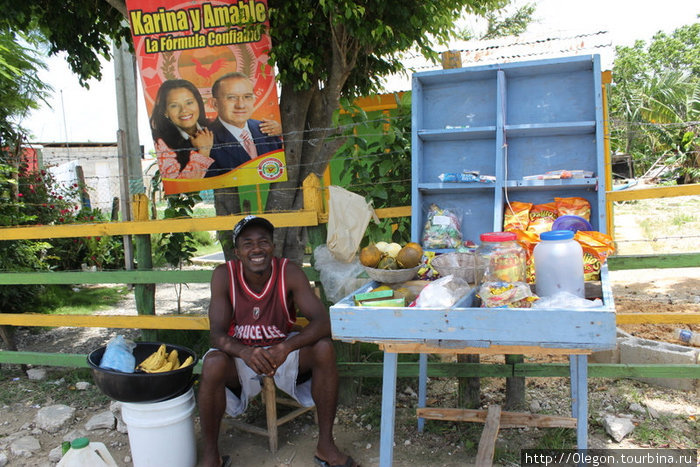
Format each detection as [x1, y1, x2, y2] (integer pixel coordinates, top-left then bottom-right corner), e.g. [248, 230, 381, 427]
[298, 337, 356, 466]
[198, 350, 240, 467]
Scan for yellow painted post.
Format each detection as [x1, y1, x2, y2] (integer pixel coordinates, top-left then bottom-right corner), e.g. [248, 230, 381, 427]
[601, 71, 614, 236]
[302, 173, 326, 222]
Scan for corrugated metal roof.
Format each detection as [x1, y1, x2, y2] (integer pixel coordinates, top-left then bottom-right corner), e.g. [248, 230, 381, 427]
[380, 31, 613, 92]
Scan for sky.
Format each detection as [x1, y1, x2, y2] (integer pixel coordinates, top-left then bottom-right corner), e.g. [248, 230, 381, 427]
[21, 0, 699, 152]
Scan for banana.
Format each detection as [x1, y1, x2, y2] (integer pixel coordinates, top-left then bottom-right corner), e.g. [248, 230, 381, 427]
[167, 349, 179, 370]
[179, 356, 193, 369]
[136, 344, 167, 372]
[150, 360, 173, 373]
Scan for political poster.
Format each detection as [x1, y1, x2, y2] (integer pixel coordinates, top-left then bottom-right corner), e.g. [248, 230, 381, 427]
[125, 0, 286, 195]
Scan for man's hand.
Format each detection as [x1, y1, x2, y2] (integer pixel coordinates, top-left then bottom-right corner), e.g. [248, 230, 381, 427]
[239, 346, 277, 376]
[265, 342, 291, 371]
[259, 119, 282, 137]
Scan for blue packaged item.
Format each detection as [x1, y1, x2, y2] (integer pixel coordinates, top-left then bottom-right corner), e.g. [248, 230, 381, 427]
[99, 335, 136, 373]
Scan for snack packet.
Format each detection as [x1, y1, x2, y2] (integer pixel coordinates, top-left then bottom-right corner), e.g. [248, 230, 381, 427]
[477, 281, 539, 308]
[527, 203, 558, 235]
[422, 204, 463, 249]
[503, 201, 532, 232]
[512, 229, 540, 284]
[555, 197, 591, 221]
[575, 231, 616, 280]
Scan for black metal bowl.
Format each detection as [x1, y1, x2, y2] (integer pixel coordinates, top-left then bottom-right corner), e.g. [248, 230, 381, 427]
[87, 341, 198, 403]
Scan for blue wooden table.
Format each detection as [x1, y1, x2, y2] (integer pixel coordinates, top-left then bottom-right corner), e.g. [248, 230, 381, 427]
[330, 268, 616, 466]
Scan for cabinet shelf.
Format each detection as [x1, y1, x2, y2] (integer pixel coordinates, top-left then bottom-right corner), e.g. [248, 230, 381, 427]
[505, 178, 598, 190]
[418, 183, 496, 194]
[417, 126, 496, 141]
[505, 121, 595, 137]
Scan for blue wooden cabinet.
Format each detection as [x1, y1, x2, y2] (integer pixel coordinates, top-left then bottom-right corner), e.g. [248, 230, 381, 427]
[330, 56, 616, 465]
[411, 55, 606, 247]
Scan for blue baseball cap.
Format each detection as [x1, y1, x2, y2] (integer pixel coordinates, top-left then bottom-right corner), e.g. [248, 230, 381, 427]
[233, 215, 274, 245]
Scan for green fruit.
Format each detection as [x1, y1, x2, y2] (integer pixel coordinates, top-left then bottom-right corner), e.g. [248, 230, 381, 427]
[377, 256, 398, 270]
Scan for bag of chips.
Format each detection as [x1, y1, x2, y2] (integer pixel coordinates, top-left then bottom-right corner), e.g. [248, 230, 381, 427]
[555, 197, 591, 221]
[512, 229, 540, 284]
[528, 203, 558, 235]
[574, 231, 616, 280]
[503, 201, 532, 232]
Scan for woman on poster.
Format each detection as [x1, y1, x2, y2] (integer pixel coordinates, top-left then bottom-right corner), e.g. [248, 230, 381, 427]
[151, 79, 214, 179]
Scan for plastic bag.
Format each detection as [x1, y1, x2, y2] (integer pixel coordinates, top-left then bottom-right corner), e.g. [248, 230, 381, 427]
[414, 275, 470, 308]
[326, 186, 377, 263]
[532, 291, 602, 309]
[314, 244, 368, 303]
[421, 204, 463, 249]
[99, 335, 136, 373]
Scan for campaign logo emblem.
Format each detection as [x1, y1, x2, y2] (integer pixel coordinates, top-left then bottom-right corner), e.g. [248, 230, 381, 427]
[257, 157, 285, 181]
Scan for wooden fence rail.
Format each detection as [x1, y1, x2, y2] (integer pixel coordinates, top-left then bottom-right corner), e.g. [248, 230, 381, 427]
[0, 177, 698, 377]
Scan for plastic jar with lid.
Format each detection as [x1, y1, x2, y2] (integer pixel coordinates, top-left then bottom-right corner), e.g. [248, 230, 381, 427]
[534, 230, 585, 298]
[475, 232, 526, 285]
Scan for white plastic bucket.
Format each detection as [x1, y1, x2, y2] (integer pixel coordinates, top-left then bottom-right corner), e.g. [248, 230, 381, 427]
[121, 387, 197, 467]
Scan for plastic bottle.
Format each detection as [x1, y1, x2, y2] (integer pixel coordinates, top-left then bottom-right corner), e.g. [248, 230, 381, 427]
[57, 437, 118, 467]
[674, 329, 700, 347]
[475, 232, 526, 285]
[533, 230, 584, 298]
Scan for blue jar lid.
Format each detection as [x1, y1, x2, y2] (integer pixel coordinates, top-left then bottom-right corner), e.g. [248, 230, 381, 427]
[540, 230, 575, 241]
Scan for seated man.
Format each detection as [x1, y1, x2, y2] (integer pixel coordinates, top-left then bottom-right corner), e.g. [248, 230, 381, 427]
[198, 215, 358, 467]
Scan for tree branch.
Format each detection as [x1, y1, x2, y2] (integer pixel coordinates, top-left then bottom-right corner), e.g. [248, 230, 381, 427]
[103, 0, 128, 19]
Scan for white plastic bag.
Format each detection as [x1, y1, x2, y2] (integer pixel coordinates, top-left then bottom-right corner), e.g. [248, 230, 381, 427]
[313, 245, 368, 303]
[415, 275, 470, 308]
[326, 186, 377, 263]
[532, 291, 603, 309]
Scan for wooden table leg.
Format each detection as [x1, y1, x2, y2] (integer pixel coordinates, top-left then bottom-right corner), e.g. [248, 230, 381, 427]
[380, 351, 398, 467]
[418, 353, 428, 433]
[573, 354, 588, 448]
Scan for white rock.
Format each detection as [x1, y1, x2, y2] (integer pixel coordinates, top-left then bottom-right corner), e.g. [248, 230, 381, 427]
[403, 386, 417, 398]
[365, 443, 372, 450]
[404, 439, 411, 446]
[644, 403, 660, 419]
[0, 451, 7, 467]
[26, 368, 47, 381]
[10, 436, 41, 457]
[529, 400, 541, 412]
[85, 411, 116, 431]
[629, 402, 645, 413]
[603, 415, 635, 442]
[35, 405, 75, 433]
[48, 445, 63, 462]
[75, 381, 90, 390]
[116, 417, 128, 434]
[124, 455, 132, 463]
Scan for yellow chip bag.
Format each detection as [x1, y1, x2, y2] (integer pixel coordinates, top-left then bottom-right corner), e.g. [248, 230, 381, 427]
[503, 201, 532, 232]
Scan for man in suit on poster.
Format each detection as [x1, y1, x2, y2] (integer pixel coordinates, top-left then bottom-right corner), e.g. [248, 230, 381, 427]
[205, 72, 282, 178]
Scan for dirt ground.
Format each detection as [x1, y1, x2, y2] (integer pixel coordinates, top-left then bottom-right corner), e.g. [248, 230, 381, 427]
[1, 265, 698, 466]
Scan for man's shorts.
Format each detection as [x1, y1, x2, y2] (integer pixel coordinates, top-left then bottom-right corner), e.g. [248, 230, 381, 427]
[203, 338, 314, 417]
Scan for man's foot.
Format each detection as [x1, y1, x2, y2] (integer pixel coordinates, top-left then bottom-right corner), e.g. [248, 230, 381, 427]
[313, 453, 358, 467]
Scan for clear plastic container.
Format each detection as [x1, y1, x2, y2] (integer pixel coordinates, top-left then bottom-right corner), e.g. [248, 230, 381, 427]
[57, 437, 118, 467]
[534, 230, 584, 298]
[674, 329, 700, 346]
[475, 232, 526, 285]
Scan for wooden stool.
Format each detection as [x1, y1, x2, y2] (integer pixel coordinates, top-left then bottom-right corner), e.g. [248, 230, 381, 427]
[228, 376, 316, 453]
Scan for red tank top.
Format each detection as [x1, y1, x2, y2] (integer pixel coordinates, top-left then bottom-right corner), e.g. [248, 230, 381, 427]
[226, 257, 296, 346]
